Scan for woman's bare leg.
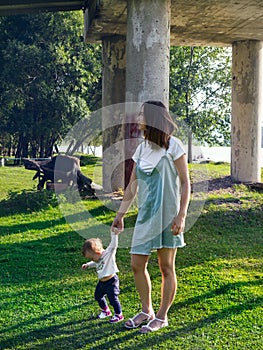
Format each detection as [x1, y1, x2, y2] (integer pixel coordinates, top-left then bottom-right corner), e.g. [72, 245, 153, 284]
[144, 248, 177, 330]
[125, 254, 154, 326]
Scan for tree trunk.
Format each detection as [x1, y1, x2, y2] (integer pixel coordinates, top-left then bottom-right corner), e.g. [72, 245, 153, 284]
[188, 130, 193, 163]
[31, 142, 37, 158]
[185, 47, 194, 164]
[15, 134, 23, 159]
[39, 135, 44, 158]
[22, 137, 29, 158]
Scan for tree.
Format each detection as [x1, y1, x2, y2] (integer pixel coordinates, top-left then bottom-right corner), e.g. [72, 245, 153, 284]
[169, 46, 232, 161]
[0, 12, 102, 158]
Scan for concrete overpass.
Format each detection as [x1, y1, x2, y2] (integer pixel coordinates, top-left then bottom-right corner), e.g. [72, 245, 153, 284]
[1, 1, 263, 46]
[1, 0, 262, 189]
[0, 1, 83, 15]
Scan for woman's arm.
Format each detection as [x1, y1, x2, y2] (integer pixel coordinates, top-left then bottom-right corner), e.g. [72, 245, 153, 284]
[172, 154, 191, 235]
[111, 163, 138, 232]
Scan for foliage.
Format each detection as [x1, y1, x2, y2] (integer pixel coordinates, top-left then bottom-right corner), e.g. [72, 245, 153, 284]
[0, 12, 102, 158]
[3, 189, 58, 213]
[0, 162, 262, 349]
[170, 46, 232, 147]
[0, 13, 234, 159]
[79, 154, 101, 167]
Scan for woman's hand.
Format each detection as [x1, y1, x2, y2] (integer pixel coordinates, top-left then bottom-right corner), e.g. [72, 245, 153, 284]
[172, 154, 190, 236]
[171, 214, 186, 235]
[111, 213, 124, 233]
[110, 163, 137, 234]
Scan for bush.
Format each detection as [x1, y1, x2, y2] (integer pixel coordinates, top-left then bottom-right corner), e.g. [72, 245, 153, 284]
[3, 189, 58, 213]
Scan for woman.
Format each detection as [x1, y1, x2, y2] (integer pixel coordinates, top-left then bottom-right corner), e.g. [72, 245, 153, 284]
[111, 100, 191, 333]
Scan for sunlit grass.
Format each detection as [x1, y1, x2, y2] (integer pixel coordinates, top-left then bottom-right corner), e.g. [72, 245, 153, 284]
[0, 159, 262, 350]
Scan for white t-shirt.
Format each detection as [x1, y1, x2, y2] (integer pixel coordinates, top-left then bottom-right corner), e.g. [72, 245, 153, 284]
[86, 233, 119, 280]
[132, 136, 186, 172]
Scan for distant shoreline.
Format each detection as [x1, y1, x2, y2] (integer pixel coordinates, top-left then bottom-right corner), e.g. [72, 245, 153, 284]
[59, 145, 263, 166]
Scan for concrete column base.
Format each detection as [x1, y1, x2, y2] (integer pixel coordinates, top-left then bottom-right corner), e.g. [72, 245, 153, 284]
[102, 36, 126, 192]
[231, 40, 262, 183]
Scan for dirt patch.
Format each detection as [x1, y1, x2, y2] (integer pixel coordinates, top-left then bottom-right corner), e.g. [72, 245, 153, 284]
[208, 176, 233, 192]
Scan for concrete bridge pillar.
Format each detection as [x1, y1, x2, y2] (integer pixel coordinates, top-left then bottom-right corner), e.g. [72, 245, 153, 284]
[123, 0, 171, 187]
[102, 35, 126, 107]
[125, 0, 171, 105]
[102, 35, 126, 192]
[231, 40, 262, 183]
[101, 1, 172, 191]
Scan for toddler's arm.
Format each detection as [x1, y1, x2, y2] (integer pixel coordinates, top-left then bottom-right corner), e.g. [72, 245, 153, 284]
[81, 261, 96, 269]
[107, 230, 119, 250]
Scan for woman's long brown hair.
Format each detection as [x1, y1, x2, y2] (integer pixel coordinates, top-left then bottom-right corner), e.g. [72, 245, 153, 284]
[142, 100, 177, 149]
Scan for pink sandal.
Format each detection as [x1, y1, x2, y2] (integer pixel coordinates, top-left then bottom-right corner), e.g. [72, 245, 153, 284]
[109, 314, 124, 323]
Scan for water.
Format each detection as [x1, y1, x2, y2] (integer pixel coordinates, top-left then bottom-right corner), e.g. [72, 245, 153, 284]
[61, 144, 263, 166]
[192, 146, 231, 163]
[192, 146, 263, 166]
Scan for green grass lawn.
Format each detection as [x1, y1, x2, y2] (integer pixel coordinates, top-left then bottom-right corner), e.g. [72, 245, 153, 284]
[0, 160, 262, 349]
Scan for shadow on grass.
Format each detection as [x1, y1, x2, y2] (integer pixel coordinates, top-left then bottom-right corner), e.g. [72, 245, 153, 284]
[171, 279, 262, 311]
[0, 231, 84, 278]
[119, 296, 263, 350]
[0, 216, 66, 236]
[0, 189, 111, 218]
[0, 206, 113, 237]
[0, 304, 115, 350]
[0, 190, 59, 217]
[1, 281, 261, 350]
[0, 300, 93, 336]
[1, 200, 262, 284]
[80, 155, 101, 166]
[0, 225, 262, 348]
[144, 200, 263, 277]
[0, 317, 137, 350]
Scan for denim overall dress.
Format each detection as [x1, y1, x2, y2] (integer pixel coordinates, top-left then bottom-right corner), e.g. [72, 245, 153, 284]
[130, 147, 186, 255]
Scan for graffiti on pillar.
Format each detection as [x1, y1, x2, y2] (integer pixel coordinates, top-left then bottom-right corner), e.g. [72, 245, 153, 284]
[124, 113, 141, 188]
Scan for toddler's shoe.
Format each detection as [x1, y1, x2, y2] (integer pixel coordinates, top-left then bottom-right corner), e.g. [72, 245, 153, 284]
[97, 308, 112, 319]
[109, 313, 124, 323]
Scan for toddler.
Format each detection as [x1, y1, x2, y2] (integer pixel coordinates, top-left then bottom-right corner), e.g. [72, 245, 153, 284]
[81, 230, 124, 323]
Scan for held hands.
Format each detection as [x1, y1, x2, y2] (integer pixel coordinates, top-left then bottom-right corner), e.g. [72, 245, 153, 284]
[111, 227, 121, 235]
[111, 213, 124, 233]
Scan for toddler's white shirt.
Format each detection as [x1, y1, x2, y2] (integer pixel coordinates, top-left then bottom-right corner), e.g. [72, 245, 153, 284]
[86, 233, 119, 280]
